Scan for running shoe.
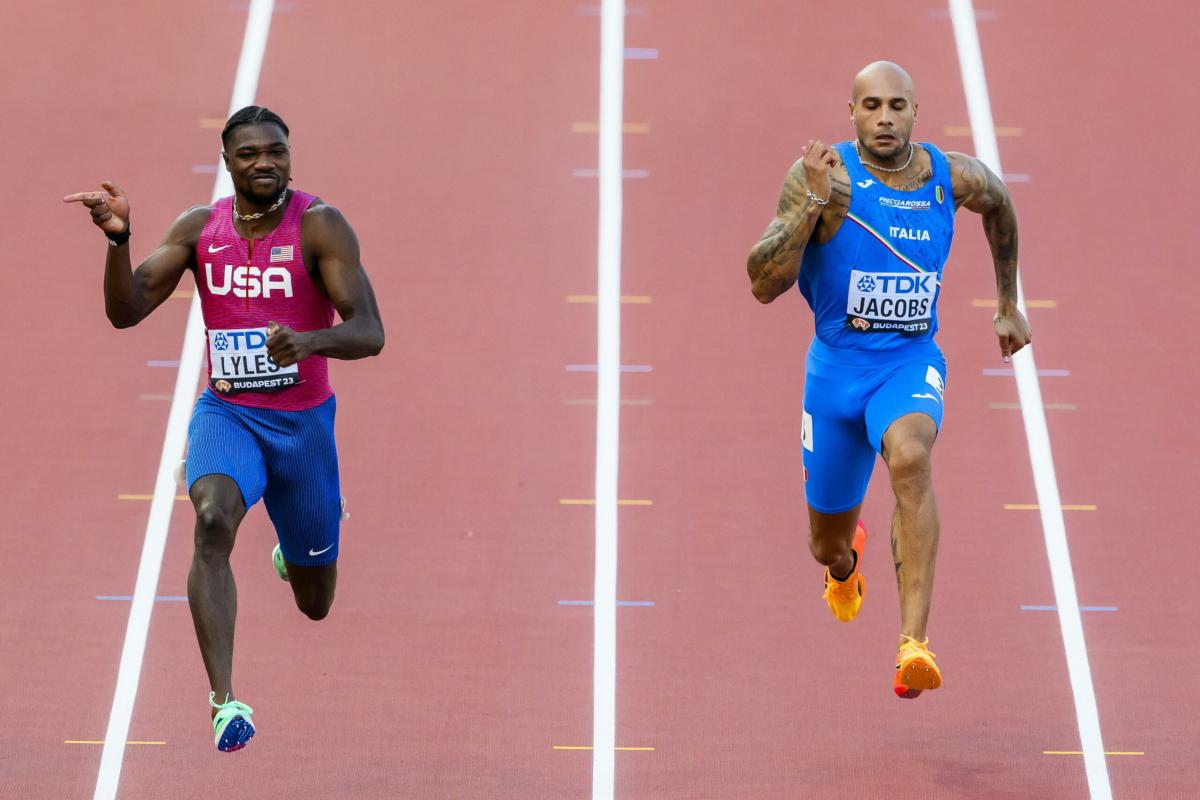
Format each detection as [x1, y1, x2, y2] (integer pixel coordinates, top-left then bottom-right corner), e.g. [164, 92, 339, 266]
[272, 544, 289, 583]
[894, 635, 942, 699]
[209, 692, 255, 752]
[822, 522, 867, 622]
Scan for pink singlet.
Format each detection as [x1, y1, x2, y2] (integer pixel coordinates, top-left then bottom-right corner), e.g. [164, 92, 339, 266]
[195, 190, 335, 411]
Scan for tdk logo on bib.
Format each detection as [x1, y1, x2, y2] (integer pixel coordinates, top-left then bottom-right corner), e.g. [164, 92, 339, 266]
[205, 263, 294, 298]
[207, 327, 299, 394]
[845, 269, 936, 335]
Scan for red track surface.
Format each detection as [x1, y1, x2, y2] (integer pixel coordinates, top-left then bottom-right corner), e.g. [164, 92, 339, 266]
[2, 1, 1196, 798]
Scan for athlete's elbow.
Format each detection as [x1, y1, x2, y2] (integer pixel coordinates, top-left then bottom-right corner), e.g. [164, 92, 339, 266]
[106, 305, 142, 329]
[750, 280, 780, 304]
[365, 327, 384, 356]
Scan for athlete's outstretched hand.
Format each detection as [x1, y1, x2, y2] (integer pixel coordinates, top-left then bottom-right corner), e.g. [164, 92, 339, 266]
[993, 310, 1032, 363]
[63, 181, 130, 235]
[799, 140, 839, 205]
[266, 322, 313, 368]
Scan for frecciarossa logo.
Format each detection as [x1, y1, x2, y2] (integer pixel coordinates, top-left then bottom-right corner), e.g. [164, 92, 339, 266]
[205, 263, 294, 298]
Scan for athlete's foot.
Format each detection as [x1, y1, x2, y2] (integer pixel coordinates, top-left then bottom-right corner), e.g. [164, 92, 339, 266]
[822, 522, 867, 622]
[272, 544, 289, 583]
[893, 635, 941, 699]
[209, 692, 255, 752]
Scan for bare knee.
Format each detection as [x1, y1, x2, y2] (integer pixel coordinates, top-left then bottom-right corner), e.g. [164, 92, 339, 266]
[886, 438, 932, 498]
[194, 503, 236, 560]
[295, 592, 333, 621]
[809, 532, 851, 567]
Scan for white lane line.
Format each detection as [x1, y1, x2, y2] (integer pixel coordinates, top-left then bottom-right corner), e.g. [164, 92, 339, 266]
[592, 1, 625, 799]
[947, 2, 1112, 798]
[92, 2, 276, 798]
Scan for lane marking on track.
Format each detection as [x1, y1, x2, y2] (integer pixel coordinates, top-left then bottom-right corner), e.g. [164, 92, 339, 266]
[198, 118, 224, 129]
[567, 398, 652, 406]
[973, 298, 1055, 308]
[592, 3, 625, 796]
[561, 498, 652, 506]
[555, 745, 655, 751]
[949, 1, 1112, 796]
[191, 164, 219, 174]
[567, 294, 651, 303]
[171, 290, 195, 299]
[117, 495, 188, 501]
[930, 7, 998, 19]
[945, 125, 1022, 137]
[559, 600, 655, 606]
[577, 5, 647, 15]
[567, 364, 652, 373]
[1044, 751, 1144, 757]
[1005, 504, 1097, 511]
[573, 168, 649, 179]
[97, 596, 188, 602]
[983, 368, 1069, 377]
[572, 122, 650, 134]
[1022, 606, 1118, 612]
[147, 360, 181, 368]
[68, 741, 165, 746]
[93, 3, 276, 799]
[623, 48, 657, 59]
[990, 402, 1077, 410]
[1003, 172, 1031, 183]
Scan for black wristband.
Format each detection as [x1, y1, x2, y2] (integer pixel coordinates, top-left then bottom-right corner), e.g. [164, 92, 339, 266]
[106, 227, 131, 247]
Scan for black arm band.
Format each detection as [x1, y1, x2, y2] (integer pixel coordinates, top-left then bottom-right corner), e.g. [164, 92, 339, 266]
[106, 228, 131, 247]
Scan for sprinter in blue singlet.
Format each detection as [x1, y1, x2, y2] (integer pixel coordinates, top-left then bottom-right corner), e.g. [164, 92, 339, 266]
[746, 61, 1031, 699]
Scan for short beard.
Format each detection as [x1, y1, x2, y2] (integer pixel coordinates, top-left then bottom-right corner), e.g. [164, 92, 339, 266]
[858, 135, 910, 164]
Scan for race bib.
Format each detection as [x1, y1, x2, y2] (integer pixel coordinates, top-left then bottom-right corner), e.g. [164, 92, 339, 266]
[207, 327, 299, 394]
[845, 270, 937, 335]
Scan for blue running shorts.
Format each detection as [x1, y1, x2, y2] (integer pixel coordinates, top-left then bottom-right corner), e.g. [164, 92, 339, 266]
[185, 390, 342, 566]
[802, 338, 947, 514]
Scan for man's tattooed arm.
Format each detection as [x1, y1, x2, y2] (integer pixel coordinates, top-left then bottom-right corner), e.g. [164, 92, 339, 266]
[746, 161, 823, 303]
[948, 152, 1019, 314]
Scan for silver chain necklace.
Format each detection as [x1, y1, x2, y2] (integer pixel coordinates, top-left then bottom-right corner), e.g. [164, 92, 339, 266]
[233, 189, 288, 222]
[854, 140, 915, 173]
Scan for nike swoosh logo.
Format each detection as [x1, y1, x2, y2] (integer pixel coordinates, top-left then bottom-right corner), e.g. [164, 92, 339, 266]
[308, 543, 334, 557]
[208, 244, 232, 253]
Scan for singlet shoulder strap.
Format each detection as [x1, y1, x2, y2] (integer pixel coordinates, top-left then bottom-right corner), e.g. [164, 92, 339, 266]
[836, 140, 873, 186]
[919, 142, 955, 203]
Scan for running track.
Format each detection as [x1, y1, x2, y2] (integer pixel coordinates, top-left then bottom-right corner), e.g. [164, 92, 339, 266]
[2, 1, 1196, 798]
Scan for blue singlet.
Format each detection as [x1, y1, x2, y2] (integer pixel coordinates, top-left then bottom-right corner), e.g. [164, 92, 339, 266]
[796, 141, 957, 514]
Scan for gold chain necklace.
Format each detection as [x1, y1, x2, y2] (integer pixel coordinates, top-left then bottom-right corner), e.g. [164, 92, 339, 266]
[854, 140, 914, 173]
[233, 189, 287, 222]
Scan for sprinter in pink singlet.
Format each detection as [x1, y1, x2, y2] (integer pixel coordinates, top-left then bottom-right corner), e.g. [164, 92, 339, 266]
[64, 106, 385, 752]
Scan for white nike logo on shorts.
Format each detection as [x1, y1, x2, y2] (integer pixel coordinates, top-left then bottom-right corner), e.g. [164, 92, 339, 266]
[207, 243, 232, 253]
[308, 543, 334, 557]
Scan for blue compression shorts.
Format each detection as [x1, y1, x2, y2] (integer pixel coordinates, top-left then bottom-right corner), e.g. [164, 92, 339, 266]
[185, 390, 342, 566]
[802, 338, 947, 514]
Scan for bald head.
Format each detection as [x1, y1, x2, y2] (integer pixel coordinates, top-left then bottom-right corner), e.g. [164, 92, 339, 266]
[849, 61, 918, 163]
[852, 61, 915, 104]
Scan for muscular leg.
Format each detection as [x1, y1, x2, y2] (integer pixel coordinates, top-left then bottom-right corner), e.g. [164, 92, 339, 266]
[881, 412, 939, 644]
[284, 561, 338, 621]
[187, 474, 247, 712]
[807, 504, 863, 579]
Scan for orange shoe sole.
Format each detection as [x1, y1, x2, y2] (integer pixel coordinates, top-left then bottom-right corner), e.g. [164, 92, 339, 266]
[894, 652, 942, 699]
